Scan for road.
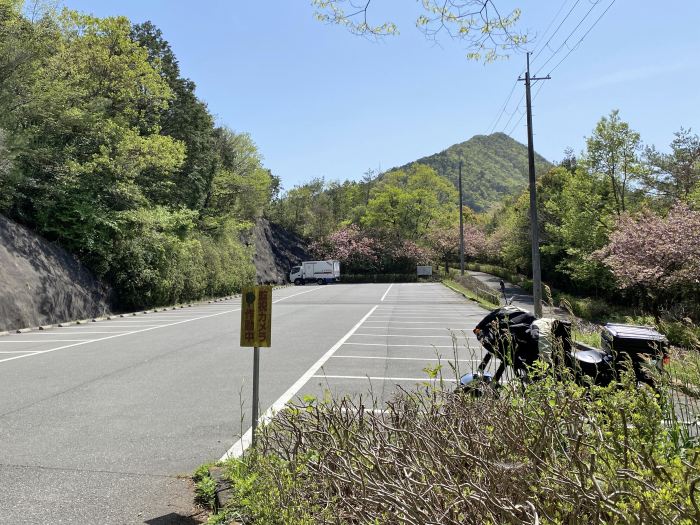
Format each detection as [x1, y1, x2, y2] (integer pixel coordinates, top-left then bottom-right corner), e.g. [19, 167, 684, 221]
[0, 282, 487, 524]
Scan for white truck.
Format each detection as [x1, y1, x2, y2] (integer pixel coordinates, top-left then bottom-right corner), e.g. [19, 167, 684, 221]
[290, 260, 341, 285]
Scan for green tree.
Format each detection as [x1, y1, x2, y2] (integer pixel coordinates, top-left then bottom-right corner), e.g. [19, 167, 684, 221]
[644, 127, 700, 205]
[539, 166, 615, 293]
[201, 128, 273, 227]
[131, 21, 218, 209]
[4, 10, 184, 271]
[362, 164, 458, 241]
[584, 110, 643, 216]
[311, 0, 526, 62]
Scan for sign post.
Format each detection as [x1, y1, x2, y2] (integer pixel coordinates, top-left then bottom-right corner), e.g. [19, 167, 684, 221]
[240, 285, 272, 447]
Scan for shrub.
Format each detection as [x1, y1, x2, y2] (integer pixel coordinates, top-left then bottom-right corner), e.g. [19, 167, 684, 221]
[218, 373, 700, 524]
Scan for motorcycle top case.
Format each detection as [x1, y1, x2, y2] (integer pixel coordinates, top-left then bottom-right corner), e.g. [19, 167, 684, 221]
[600, 324, 668, 360]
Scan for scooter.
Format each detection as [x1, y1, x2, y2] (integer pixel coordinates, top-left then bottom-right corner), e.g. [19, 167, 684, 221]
[459, 281, 669, 393]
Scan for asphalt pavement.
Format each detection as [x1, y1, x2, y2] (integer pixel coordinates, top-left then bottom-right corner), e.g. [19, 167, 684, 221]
[0, 282, 488, 524]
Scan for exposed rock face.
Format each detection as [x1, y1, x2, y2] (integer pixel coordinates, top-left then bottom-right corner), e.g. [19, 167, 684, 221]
[248, 218, 310, 284]
[0, 215, 111, 331]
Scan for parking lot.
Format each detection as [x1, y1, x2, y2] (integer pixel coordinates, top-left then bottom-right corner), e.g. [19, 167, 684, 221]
[0, 282, 491, 523]
[299, 282, 489, 402]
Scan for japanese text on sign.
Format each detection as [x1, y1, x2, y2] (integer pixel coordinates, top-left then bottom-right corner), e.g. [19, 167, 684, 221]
[240, 286, 272, 347]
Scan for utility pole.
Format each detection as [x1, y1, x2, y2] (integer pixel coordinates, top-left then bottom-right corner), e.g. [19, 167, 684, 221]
[518, 52, 550, 318]
[458, 160, 465, 276]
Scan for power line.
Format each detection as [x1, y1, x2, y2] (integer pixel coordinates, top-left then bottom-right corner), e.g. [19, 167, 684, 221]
[487, 80, 518, 134]
[506, 81, 546, 136]
[533, 0, 605, 77]
[500, 92, 525, 134]
[530, 0, 582, 64]
[546, 0, 618, 75]
[486, 0, 571, 135]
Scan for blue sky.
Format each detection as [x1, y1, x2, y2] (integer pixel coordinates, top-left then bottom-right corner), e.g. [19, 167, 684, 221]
[61, 1, 699, 191]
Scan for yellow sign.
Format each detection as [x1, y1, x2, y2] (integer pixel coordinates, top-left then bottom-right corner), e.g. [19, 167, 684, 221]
[240, 285, 272, 347]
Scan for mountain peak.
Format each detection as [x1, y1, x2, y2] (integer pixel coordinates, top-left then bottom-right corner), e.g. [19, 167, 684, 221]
[392, 133, 552, 211]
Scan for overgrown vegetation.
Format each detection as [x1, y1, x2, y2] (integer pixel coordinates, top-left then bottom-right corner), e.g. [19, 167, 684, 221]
[211, 367, 700, 524]
[0, 2, 277, 309]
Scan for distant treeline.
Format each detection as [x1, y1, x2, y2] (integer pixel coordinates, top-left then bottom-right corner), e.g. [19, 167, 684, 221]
[271, 111, 700, 321]
[0, 3, 278, 309]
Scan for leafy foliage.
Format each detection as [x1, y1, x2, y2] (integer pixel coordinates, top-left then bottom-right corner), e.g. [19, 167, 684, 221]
[218, 373, 700, 524]
[311, 0, 527, 62]
[393, 132, 551, 212]
[595, 204, 700, 314]
[0, 5, 272, 309]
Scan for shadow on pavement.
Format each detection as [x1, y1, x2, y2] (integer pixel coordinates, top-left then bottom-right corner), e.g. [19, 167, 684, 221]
[144, 512, 204, 525]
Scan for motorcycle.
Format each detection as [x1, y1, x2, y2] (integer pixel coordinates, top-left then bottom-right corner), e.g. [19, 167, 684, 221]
[459, 281, 669, 393]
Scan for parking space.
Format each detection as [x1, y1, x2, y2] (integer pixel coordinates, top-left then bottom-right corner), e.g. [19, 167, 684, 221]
[0, 299, 248, 365]
[300, 282, 490, 402]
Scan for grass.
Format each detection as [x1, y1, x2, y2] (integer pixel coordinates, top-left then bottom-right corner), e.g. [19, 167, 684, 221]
[442, 278, 499, 310]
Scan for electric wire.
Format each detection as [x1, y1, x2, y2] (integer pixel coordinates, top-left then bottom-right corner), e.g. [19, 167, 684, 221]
[487, 80, 518, 134]
[546, 0, 617, 76]
[530, 0, 582, 64]
[490, 0, 617, 138]
[533, 0, 605, 77]
[485, 0, 571, 135]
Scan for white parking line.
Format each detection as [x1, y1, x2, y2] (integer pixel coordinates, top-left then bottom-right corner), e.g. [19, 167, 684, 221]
[364, 320, 470, 324]
[312, 374, 457, 382]
[358, 327, 470, 331]
[220, 304, 378, 461]
[353, 334, 456, 338]
[0, 350, 43, 353]
[342, 342, 464, 348]
[0, 340, 90, 343]
[21, 331, 132, 335]
[380, 284, 393, 302]
[58, 325, 163, 328]
[332, 355, 480, 362]
[0, 287, 326, 366]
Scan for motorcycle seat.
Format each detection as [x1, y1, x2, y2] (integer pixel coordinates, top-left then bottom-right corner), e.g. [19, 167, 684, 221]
[573, 342, 607, 364]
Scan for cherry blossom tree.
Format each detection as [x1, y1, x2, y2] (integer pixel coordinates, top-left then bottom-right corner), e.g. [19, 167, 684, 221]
[309, 224, 381, 273]
[594, 203, 700, 309]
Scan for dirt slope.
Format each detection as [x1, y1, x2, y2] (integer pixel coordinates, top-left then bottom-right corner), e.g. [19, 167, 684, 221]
[248, 218, 310, 284]
[0, 215, 111, 332]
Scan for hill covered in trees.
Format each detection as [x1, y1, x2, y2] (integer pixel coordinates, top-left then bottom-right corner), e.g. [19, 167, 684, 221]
[0, 6, 281, 310]
[392, 132, 552, 212]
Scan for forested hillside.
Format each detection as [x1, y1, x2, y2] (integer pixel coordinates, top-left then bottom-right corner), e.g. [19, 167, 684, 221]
[393, 132, 551, 211]
[0, 4, 277, 310]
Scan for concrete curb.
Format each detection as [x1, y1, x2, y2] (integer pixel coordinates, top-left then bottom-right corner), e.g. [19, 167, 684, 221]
[209, 466, 233, 512]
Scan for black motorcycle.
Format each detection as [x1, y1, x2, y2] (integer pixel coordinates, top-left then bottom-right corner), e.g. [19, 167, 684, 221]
[460, 300, 669, 393]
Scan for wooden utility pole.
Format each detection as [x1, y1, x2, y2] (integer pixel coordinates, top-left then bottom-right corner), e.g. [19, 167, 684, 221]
[519, 53, 549, 318]
[459, 160, 465, 276]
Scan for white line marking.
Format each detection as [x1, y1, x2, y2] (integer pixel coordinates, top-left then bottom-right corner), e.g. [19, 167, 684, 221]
[342, 342, 467, 348]
[380, 283, 393, 302]
[332, 355, 480, 362]
[76, 322, 164, 328]
[0, 340, 90, 343]
[353, 334, 456, 338]
[312, 374, 457, 382]
[0, 350, 43, 354]
[0, 286, 325, 365]
[220, 304, 378, 461]
[364, 320, 470, 324]
[358, 326, 470, 331]
[22, 331, 132, 335]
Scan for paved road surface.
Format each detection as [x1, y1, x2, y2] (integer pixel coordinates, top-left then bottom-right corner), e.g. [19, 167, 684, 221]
[0, 283, 487, 524]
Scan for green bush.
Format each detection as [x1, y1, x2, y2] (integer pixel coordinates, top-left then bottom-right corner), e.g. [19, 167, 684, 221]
[340, 273, 421, 283]
[216, 372, 700, 524]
